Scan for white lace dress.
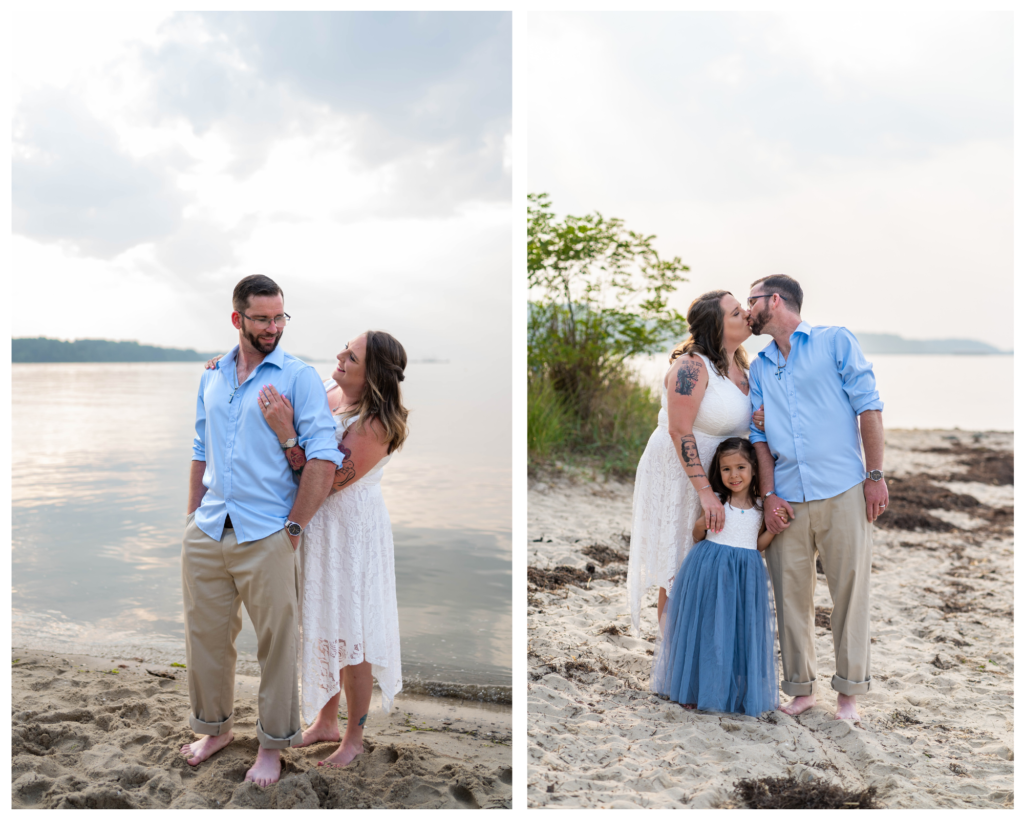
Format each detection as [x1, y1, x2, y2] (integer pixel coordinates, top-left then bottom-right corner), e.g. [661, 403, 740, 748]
[626, 353, 752, 634]
[298, 414, 402, 723]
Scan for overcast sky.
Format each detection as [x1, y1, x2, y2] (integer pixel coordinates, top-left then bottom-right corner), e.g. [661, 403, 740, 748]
[529, 11, 1013, 351]
[13, 10, 511, 363]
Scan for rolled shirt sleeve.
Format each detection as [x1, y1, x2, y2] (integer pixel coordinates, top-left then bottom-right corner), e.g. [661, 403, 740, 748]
[291, 366, 344, 467]
[833, 328, 884, 415]
[192, 369, 209, 461]
[748, 358, 767, 444]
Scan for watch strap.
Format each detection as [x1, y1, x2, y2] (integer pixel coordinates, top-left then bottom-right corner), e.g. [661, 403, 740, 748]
[280, 437, 298, 449]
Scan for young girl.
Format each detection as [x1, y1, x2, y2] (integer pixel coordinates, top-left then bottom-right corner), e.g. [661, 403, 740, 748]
[650, 437, 784, 716]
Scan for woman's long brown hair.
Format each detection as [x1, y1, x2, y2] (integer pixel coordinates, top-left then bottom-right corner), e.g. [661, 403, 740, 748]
[338, 330, 410, 454]
[669, 290, 749, 376]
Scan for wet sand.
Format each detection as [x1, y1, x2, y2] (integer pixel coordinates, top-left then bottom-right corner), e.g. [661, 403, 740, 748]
[527, 429, 1013, 809]
[11, 651, 511, 809]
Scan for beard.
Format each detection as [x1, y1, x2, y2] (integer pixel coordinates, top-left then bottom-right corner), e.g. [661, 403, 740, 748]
[242, 322, 283, 355]
[749, 307, 772, 336]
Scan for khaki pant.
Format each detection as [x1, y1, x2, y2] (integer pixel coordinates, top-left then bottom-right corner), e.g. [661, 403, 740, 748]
[181, 515, 302, 748]
[765, 483, 873, 697]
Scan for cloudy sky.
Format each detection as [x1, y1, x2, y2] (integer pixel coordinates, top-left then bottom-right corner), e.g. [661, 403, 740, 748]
[529, 11, 1013, 351]
[13, 10, 511, 363]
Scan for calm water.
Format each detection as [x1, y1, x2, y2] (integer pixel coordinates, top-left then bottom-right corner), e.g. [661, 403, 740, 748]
[632, 353, 1013, 432]
[12, 360, 511, 692]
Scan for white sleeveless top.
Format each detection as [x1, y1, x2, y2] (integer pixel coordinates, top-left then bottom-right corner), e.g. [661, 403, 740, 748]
[705, 502, 763, 551]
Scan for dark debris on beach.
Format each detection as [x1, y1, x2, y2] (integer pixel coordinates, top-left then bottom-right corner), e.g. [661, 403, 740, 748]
[733, 776, 878, 810]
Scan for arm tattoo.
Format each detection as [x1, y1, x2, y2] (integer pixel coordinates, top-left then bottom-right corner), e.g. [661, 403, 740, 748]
[680, 435, 700, 467]
[329, 441, 356, 494]
[286, 445, 307, 474]
[675, 360, 703, 396]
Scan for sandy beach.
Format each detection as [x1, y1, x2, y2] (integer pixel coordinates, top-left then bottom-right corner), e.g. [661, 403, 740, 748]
[527, 429, 1013, 809]
[11, 651, 511, 809]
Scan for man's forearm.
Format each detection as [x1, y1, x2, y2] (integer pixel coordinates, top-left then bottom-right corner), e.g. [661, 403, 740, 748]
[187, 460, 207, 515]
[859, 410, 884, 472]
[752, 441, 777, 495]
[288, 458, 336, 527]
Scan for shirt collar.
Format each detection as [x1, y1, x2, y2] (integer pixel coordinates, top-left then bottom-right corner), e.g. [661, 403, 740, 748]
[757, 320, 813, 363]
[216, 344, 285, 372]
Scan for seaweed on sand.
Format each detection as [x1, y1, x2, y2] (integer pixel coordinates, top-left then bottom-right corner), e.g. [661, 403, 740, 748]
[581, 544, 628, 566]
[734, 776, 878, 809]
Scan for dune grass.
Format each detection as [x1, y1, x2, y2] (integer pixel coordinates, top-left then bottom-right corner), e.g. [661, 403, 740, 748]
[528, 370, 660, 478]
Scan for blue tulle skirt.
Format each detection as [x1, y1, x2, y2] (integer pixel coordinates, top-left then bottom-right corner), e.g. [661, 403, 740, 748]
[650, 540, 779, 716]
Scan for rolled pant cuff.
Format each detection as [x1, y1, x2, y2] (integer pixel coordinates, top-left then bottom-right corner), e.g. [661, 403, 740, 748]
[831, 674, 871, 695]
[256, 719, 302, 749]
[780, 679, 816, 697]
[189, 712, 234, 736]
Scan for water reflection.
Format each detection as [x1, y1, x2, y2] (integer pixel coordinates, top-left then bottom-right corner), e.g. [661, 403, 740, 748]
[13, 361, 510, 686]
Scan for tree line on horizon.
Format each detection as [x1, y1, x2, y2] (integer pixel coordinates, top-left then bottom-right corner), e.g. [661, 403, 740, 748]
[12, 337, 215, 363]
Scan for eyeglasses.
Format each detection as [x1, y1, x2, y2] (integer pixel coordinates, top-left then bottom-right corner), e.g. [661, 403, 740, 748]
[747, 294, 787, 308]
[239, 312, 290, 329]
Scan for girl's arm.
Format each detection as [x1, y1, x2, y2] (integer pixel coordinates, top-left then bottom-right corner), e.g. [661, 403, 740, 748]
[692, 514, 708, 544]
[757, 519, 776, 551]
[666, 354, 724, 533]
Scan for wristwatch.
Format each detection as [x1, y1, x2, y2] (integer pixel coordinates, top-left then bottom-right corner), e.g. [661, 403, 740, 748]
[285, 520, 303, 537]
[763, 491, 776, 499]
[867, 469, 884, 482]
[279, 437, 298, 449]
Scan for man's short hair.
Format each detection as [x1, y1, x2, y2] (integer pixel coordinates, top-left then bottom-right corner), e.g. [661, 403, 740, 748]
[751, 274, 802, 313]
[233, 275, 284, 314]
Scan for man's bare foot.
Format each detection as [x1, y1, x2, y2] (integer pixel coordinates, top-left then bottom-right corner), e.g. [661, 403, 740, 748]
[835, 693, 860, 721]
[180, 732, 234, 766]
[245, 747, 282, 788]
[779, 694, 816, 716]
[319, 739, 363, 768]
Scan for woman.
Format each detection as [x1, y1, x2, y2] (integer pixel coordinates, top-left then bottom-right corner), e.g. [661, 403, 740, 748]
[626, 291, 759, 637]
[207, 330, 408, 768]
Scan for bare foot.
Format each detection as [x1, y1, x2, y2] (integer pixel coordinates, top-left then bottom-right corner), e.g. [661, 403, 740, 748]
[779, 694, 816, 716]
[319, 739, 363, 768]
[681, 703, 697, 710]
[835, 693, 860, 721]
[245, 747, 282, 788]
[180, 732, 234, 766]
[295, 719, 341, 747]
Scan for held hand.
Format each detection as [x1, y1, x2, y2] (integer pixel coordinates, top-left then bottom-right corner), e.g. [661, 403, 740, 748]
[258, 384, 295, 440]
[288, 533, 300, 551]
[699, 488, 726, 534]
[864, 477, 888, 523]
[205, 354, 224, 370]
[764, 493, 795, 534]
[752, 404, 765, 432]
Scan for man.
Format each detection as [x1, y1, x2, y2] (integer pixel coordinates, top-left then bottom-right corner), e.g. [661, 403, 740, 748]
[746, 274, 888, 722]
[179, 275, 342, 786]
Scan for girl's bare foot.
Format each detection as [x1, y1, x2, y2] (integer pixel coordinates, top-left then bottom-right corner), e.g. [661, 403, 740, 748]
[779, 694, 816, 716]
[295, 719, 341, 747]
[835, 693, 860, 721]
[318, 739, 363, 768]
[180, 732, 234, 766]
[245, 747, 282, 788]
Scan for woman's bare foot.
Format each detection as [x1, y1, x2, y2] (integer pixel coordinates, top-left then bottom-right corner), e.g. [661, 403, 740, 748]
[318, 739, 363, 768]
[779, 694, 816, 716]
[180, 732, 234, 766]
[835, 693, 860, 721]
[245, 747, 282, 788]
[295, 718, 341, 747]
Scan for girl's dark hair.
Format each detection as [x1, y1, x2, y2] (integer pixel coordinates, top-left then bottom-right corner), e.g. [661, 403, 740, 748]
[338, 330, 409, 454]
[707, 437, 760, 508]
[669, 290, 749, 377]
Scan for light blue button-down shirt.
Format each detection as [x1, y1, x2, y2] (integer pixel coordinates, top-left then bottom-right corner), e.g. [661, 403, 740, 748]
[192, 344, 343, 543]
[748, 322, 883, 503]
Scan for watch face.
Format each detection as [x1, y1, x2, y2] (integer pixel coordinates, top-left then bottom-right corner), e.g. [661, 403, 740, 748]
[287, 523, 301, 536]
[869, 470, 883, 480]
